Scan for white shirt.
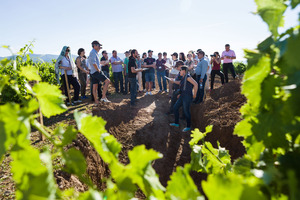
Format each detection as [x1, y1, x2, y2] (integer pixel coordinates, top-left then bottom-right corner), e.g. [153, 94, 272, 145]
[204, 57, 212, 74]
[61, 56, 73, 75]
[170, 59, 179, 75]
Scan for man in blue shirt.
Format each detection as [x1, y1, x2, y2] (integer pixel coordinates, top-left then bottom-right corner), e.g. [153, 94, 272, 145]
[88, 40, 111, 104]
[109, 50, 124, 94]
[194, 50, 208, 104]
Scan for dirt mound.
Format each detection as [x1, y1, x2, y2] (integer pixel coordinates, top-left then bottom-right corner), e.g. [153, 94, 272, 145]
[74, 79, 247, 195]
[191, 81, 247, 159]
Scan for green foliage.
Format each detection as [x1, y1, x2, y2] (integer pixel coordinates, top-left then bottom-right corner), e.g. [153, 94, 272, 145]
[0, 44, 58, 105]
[233, 61, 247, 75]
[1, 0, 300, 198]
[189, 127, 232, 174]
[166, 164, 202, 200]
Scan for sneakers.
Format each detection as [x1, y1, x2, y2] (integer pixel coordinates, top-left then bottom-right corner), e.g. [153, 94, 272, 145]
[182, 127, 191, 132]
[149, 92, 153, 95]
[101, 98, 111, 103]
[145, 92, 149, 96]
[170, 123, 179, 127]
[74, 100, 82, 103]
[66, 102, 74, 106]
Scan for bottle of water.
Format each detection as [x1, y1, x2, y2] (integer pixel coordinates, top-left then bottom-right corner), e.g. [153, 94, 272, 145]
[199, 82, 203, 89]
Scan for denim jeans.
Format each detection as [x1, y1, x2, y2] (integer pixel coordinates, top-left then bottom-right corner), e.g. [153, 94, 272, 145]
[124, 74, 129, 94]
[194, 74, 207, 104]
[113, 72, 124, 93]
[157, 71, 167, 91]
[169, 89, 180, 113]
[174, 94, 193, 128]
[129, 77, 137, 105]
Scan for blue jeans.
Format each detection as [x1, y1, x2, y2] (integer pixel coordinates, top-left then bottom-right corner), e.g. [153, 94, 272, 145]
[129, 77, 137, 105]
[194, 74, 207, 104]
[113, 72, 124, 93]
[174, 94, 193, 128]
[157, 71, 167, 91]
[124, 74, 129, 94]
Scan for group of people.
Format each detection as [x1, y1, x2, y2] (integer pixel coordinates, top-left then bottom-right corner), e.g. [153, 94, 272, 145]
[55, 41, 237, 132]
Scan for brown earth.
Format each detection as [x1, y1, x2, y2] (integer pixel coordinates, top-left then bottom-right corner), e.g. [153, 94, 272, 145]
[79, 77, 247, 195]
[0, 76, 246, 199]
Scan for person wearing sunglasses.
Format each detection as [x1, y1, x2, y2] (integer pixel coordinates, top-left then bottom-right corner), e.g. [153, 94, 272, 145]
[55, 46, 81, 105]
[169, 65, 198, 132]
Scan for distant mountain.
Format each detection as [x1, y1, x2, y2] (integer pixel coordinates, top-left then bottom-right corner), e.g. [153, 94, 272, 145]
[0, 53, 126, 63]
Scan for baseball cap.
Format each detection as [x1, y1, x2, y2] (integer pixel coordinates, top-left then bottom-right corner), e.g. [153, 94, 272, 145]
[91, 40, 102, 46]
[148, 50, 153, 53]
[124, 51, 129, 54]
[171, 52, 178, 57]
[196, 49, 202, 53]
[102, 50, 107, 54]
[197, 50, 205, 55]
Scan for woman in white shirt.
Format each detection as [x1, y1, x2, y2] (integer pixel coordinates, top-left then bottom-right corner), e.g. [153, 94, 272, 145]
[55, 46, 81, 105]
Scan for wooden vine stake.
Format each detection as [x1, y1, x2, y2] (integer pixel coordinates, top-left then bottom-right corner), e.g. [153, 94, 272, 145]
[64, 70, 72, 105]
[36, 80, 45, 141]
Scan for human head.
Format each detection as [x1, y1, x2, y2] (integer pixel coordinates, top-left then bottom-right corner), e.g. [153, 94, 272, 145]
[187, 53, 192, 60]
[171, 52, 178, 60]
[112, 50, 117, 57]
[142, 52, 147, 59]
[163, 52, 167, 58]
[189, 50, 196, 59]
[197, 50, 205, 59]
[124, 51, 129, 57]
[158, 52, 162, 59]
[131, 49, 138, 58]
[102, 50, 108, 58]
[180, 65, 188, 76]
[175, 60, 184, 70]
[225, 44, 230, 51]
[64, 46, 70, 56]
[77, 48, 85, 56]
[179, 52, 186, 62]
[148, 50, 153, 57]
[91, 40, 102, 52]
[214, 52, 220, 58]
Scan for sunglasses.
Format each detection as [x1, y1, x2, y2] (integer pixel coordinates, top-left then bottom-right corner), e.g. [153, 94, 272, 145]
[66, 49, 70, 52]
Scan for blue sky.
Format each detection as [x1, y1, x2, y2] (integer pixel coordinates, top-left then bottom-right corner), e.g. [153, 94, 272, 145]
[0, 0, 299, 60]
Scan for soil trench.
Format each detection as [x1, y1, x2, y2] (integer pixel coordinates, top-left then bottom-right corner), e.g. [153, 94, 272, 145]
[82, 78, 247, 191]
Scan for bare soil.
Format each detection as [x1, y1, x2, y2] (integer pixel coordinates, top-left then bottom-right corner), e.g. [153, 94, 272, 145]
[0, 76, 246, 199]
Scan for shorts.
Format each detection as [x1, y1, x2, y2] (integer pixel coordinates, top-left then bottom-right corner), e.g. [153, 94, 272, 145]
[145, 72, 155, 82]
[91, 71, 108, 85]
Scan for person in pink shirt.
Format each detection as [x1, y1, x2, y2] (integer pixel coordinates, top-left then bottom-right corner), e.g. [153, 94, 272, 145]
[221, 44, 237, 83]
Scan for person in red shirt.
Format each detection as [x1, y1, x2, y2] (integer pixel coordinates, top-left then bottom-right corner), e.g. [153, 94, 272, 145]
[210, 52, 224, 89]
